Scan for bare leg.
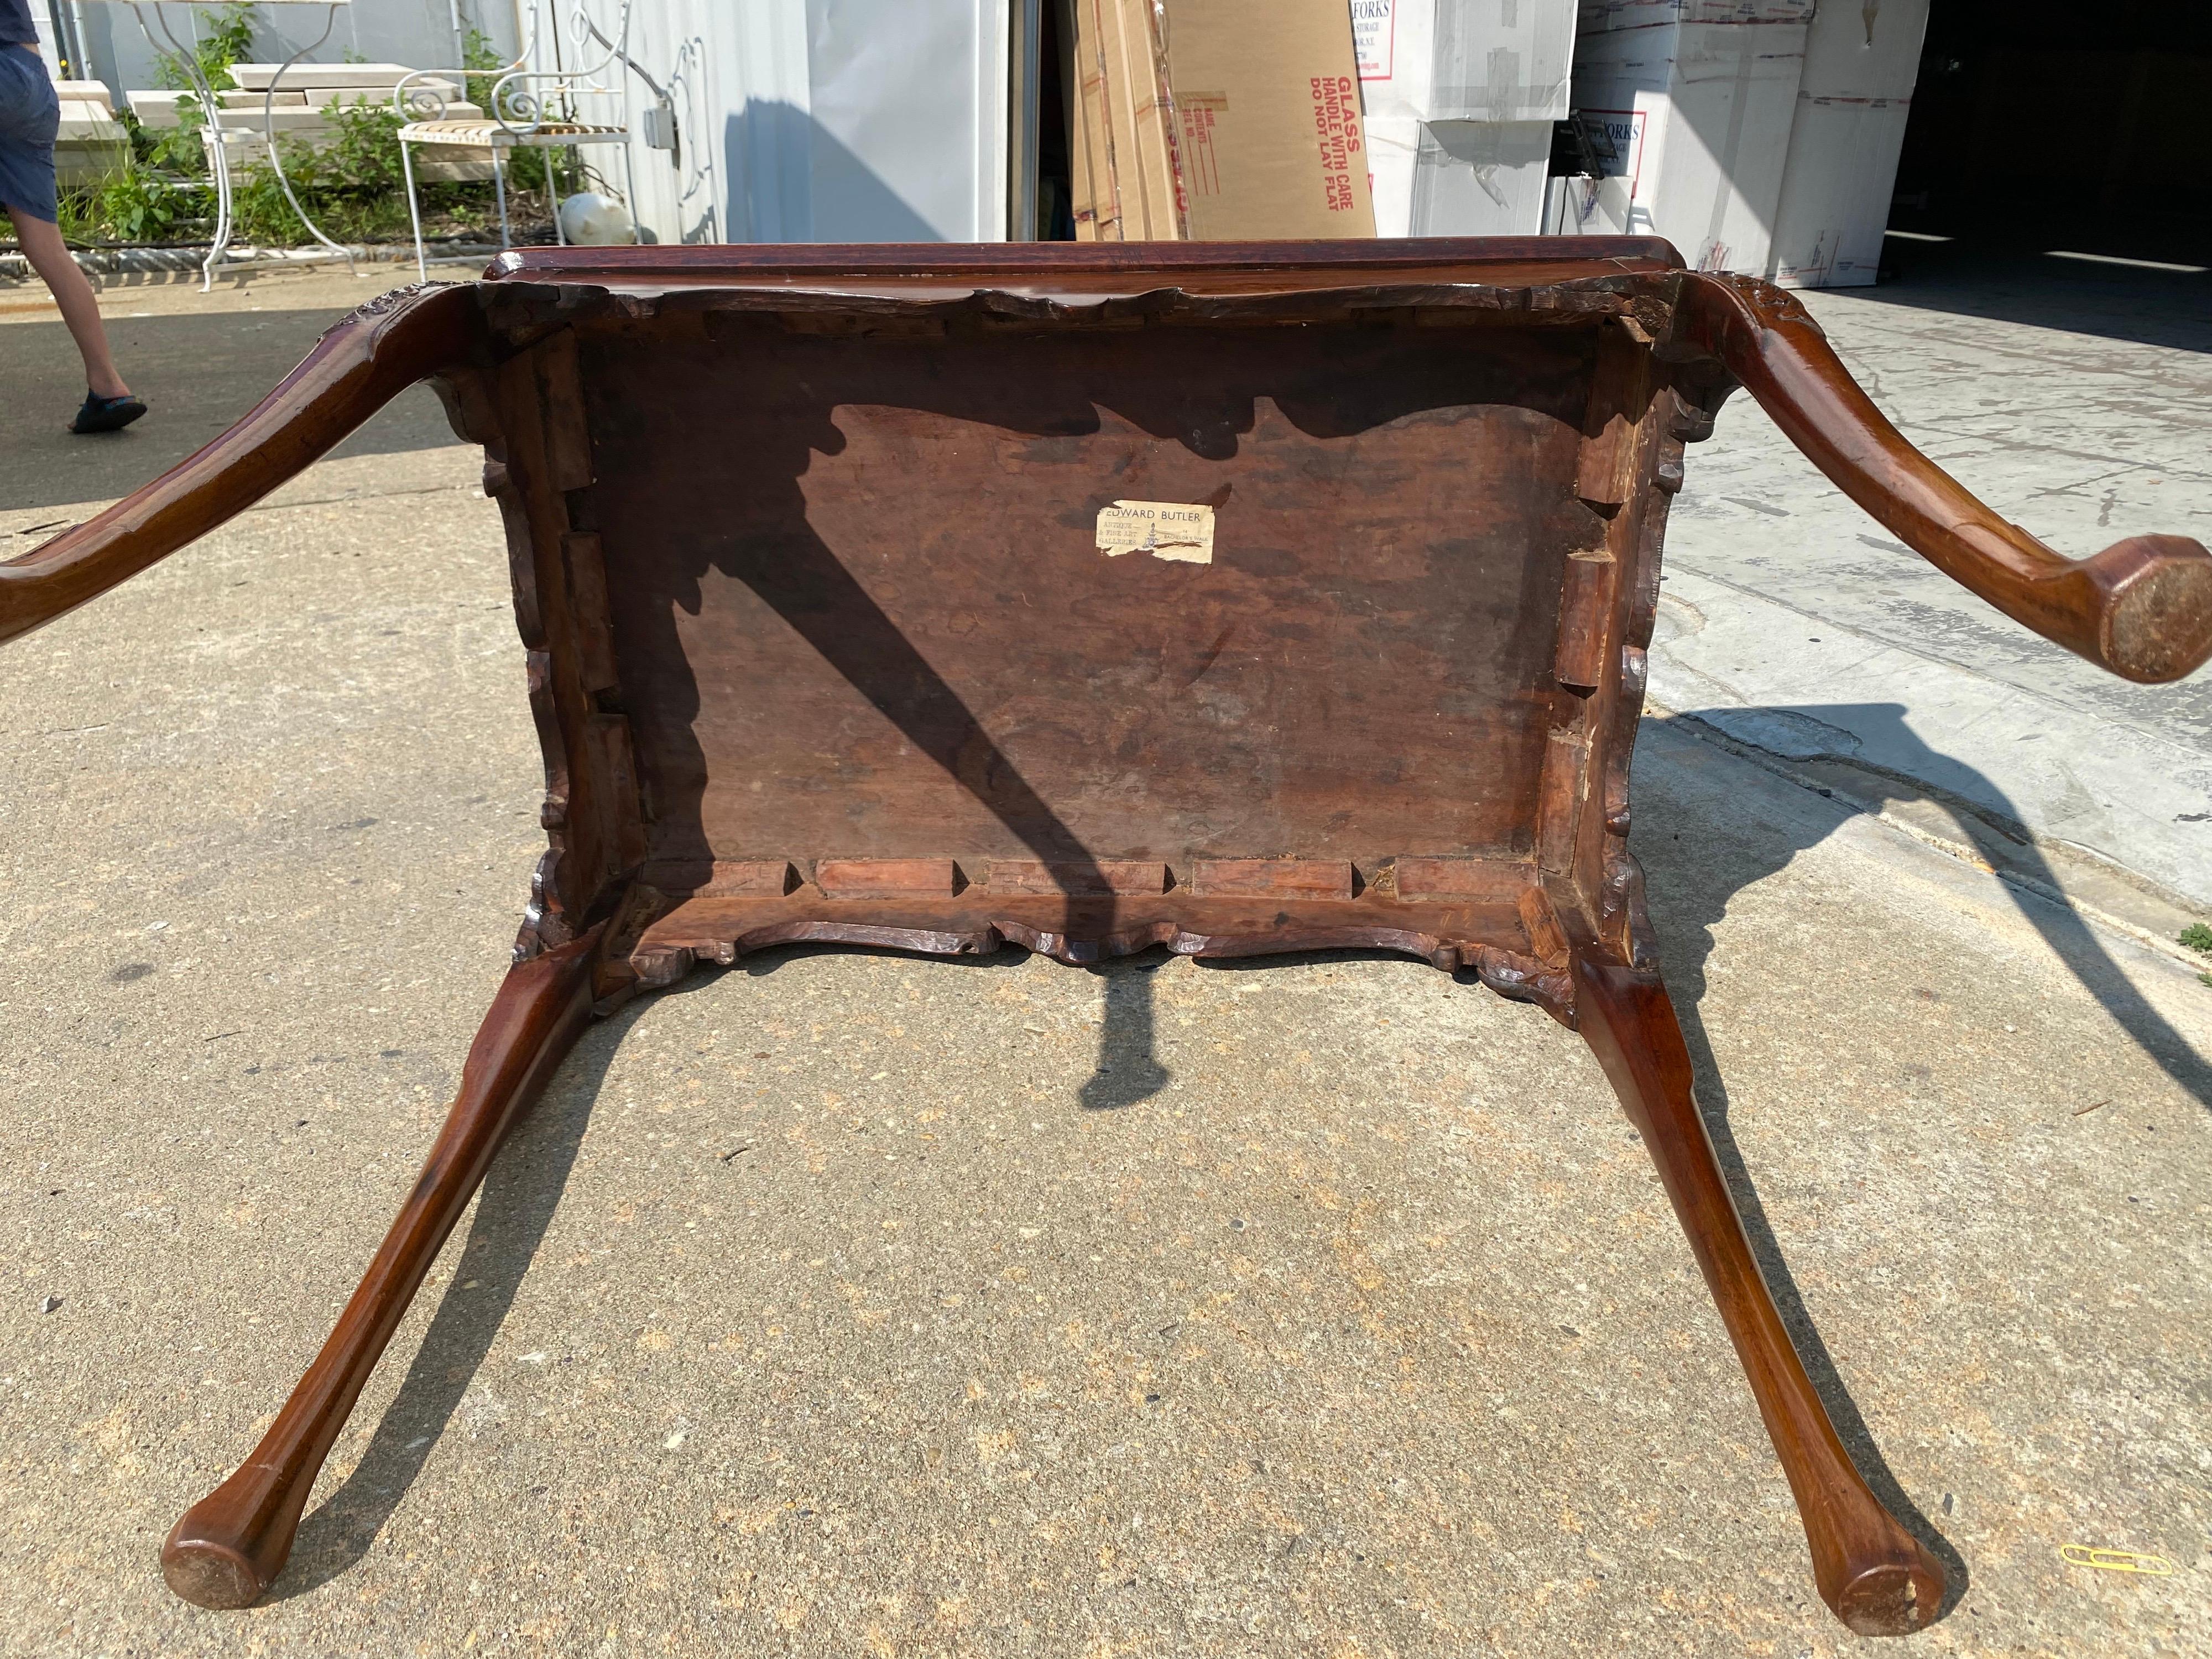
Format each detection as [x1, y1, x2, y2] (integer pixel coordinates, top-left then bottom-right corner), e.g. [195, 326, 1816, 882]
[1574, 953, 1945, 1636]
[5, 208, 129, 398]
[160, 928, 602, 1608]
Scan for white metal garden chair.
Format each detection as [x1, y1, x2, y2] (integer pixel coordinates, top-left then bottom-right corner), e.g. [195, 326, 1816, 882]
[391, 0, 641, 279]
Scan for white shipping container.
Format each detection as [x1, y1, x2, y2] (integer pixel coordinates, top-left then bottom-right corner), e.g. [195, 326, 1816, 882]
[1767, 0, 1930, 287]
[21, 0, 58, 75]
[805, 0, 1010, 241]
[1563, 13, 1810, 273]
[1358, 0, 1575, 237]
[1356, 0, 1575, 124]
[1368, 114, 1554, 236]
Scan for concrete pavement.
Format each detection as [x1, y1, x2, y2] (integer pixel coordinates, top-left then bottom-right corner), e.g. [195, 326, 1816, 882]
[1, 263, 2209, 1657]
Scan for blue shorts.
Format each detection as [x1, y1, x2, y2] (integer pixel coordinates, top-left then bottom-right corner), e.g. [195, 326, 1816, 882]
[0, 43, 60, 224]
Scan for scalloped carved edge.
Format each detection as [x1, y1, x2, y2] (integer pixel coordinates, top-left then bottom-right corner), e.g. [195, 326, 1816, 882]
[318, 278, 467, 339]
[625, 914, 1575, 1026]
[1702, 272, 1824, 336]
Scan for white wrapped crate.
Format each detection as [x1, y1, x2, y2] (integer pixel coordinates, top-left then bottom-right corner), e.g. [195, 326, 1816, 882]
[1563, 2, 1812, 273]
[52, 80, 114, 112]
[211, 106, 335, 134]
[55, 95, 129, 184]
[1356, 0, 1577, 237]
[1367, 113, 1555, 236]
[1356, 0, 1575, 123]
[312, 79, 458, 109]
[1767, 0, 1929, 288]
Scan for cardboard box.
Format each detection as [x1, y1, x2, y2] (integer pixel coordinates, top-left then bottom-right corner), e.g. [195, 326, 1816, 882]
[1070, 0, 1175, 237]
[1562, 6, 1811, 273]
[1767, 0, 1928, 288]
[1072, 0, 1374, 241]
[1108, 0, 1185, 237]
[1161, 0, 1374, 237]
[1069, 1, 1111, 236]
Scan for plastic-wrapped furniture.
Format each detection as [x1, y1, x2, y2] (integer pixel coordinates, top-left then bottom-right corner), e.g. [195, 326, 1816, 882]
[6, 239, 2206, 1631]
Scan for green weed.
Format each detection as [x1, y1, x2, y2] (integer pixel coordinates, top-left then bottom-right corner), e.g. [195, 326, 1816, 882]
[57, 80, 565, 249]
[153, 1, 257, 93]
[462, 25, 507, 114]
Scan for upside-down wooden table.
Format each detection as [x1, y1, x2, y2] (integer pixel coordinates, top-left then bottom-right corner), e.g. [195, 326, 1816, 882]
[5, 241, 2208, 1633]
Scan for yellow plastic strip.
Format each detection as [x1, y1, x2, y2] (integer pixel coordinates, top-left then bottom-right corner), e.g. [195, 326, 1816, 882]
[2059, 1544, 2173, 1575]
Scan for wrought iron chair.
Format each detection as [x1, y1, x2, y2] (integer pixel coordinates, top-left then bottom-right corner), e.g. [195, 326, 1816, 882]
[391, 0, 640, 279]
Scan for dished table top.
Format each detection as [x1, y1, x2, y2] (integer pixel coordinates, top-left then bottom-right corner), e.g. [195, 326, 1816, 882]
[478, 237, 1688, 306]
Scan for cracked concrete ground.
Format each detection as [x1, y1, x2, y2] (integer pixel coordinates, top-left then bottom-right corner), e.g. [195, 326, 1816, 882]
[2, 262, 2209, 1657]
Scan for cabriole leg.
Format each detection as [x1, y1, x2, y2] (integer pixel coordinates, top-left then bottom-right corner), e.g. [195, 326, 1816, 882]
[1573, 954, 1945, 1636]
[160, 929, 603, 1609]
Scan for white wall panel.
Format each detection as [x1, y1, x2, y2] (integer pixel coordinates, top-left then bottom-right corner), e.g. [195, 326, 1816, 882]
[573, 0, 1008, 246]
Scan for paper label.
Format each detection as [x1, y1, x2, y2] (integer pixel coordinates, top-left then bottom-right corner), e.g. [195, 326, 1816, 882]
[1178, 94, 1228, 197]
[1351, 0, 1392, 80]
[1096, 500, 1215, 564]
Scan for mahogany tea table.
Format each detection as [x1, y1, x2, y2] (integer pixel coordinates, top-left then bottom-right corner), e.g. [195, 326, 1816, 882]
[5, 240, 2207, 1632]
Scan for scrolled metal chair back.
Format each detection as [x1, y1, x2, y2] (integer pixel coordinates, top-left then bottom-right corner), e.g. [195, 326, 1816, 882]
[390, 0, 636, 140]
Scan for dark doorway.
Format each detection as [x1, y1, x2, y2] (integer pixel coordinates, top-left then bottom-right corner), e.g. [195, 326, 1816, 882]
[1037, 0, 1076, 238]
[1889, 1, 2212, 268]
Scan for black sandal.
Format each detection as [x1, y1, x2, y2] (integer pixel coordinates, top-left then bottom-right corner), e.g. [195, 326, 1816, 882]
[70, 391, 148, 434]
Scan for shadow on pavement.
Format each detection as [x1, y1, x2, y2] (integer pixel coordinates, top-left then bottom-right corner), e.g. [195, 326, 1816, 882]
[1858, 236, 2212, 357]
[269, 985, 649, 1600]
[274, 706, 2212, 1611]
[0, 309, 461, 514]
[1664, 704, 2211, 1116]
[1079, 956, 1174, 1111]
[1639, 703, 2210, 1615]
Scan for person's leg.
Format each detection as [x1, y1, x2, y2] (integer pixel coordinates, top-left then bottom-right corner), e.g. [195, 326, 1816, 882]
[5, 205, 130, 398]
